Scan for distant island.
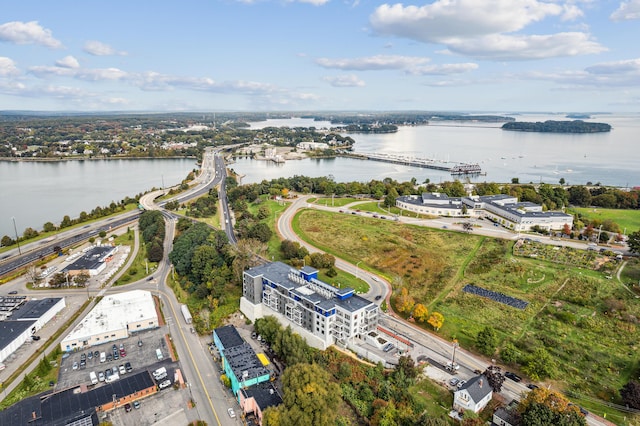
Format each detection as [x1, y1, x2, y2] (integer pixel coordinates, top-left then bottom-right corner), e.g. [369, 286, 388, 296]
[502, 120, 611, 133]
[566, 113, 591, 119]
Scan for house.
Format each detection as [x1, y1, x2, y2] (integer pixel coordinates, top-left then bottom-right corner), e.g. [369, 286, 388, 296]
[453, 374, 492, 414]
[239, 381, 283, 426]
[492, 400, 521, 426]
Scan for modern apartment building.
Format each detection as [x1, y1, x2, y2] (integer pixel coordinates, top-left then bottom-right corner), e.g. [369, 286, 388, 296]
[241, 262, 379, 350]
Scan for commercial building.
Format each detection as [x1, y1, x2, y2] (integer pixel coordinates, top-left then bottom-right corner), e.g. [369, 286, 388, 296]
[396, 193, 573, 232]
[0, 297, 65, 363]
[0, 371, 157, 426]
[61, 245, 118, 277]
[213, 325, 270, 395]
[239, 381, 283, 426]
[241, 262, 379, 350]
[60, 290, 158, 351]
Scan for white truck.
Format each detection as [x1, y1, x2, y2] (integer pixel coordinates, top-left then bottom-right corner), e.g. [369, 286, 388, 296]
[153, 367, 167, 381]
[89, 371, 98, 385]
[180, 304, 192, 324]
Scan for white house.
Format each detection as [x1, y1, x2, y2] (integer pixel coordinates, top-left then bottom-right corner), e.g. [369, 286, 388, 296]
[453, 374, 492, 414]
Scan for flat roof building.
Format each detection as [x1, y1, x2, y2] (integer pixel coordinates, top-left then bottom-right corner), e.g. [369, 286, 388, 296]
[241, 262, 379, 350]
[60, 290, 158, 351]
[62, 245, 118, 277]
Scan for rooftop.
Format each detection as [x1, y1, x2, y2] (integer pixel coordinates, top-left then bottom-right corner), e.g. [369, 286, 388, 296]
[0, 320, 36, 352]
[214, 325, 244, 350]
[240, 381, 283, 411]
[225, 343, 270, 382]
[62, 246, 116, 272]
[10, 298, 63, 321]
[62, 290, 156, 343]
[457, 374, 492, 402]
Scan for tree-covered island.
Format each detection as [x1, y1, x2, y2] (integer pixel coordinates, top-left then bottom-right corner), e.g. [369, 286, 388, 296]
[502, 120, 611, 133]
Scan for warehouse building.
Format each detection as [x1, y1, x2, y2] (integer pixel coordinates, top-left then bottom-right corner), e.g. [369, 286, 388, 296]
[61, 245, 118, 277]
[60, 290, 157, 351]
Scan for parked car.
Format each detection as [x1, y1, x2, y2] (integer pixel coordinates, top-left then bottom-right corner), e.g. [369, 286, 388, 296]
[119, 365, 126, 375]
[98, 372, 105, 382]
[87, 351, 93, 360]
[158, 379, 172, 389]
[125, 362, 132, 372]
[94, 350, 100, 359]
[449, 377, 460, 386]
[505, 372, 522, 382]
[80, 353, 86, 361]
[133, 401, 141, 409]
[526, 383, 539, 389]
[72, 362, 78, 370]
[375, 295, 382, 300]
[228, 408, 236, 418]
[457, 380, 467, 389]
[8, 290, 18, 295]
[124, 403, 132, 412]
[31, 335, 41, 341]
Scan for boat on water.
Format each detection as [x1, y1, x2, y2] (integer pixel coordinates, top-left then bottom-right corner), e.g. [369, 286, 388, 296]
[450, 163, 482, 175]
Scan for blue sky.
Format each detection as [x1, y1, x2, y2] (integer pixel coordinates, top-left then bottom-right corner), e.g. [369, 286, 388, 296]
[1, 0, 639, 112]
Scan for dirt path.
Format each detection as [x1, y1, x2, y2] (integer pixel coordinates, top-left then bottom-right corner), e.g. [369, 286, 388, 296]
[516, 277, 569, 341]
[614, 260, 636, 296]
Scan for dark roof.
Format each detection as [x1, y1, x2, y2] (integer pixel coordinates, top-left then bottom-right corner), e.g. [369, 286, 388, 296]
[493, 406, 521, 426]
[0, 320, 36, 352]
[241, 382, 283, 411]
[334, 293, 374, 313]
[62, 246, 115, 272]
[459, 374, 492, 403]
[10, 298, 63, 320]
[0, 372, 154, 426]
[214, 325, 244, 350]
[225, 343, 270, 382]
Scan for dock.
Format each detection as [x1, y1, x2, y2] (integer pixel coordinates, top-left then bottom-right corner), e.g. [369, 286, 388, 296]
[340, 152, 482, 175]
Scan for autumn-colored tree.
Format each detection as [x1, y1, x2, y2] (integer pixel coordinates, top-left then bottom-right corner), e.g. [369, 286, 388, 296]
[395, 288, 415, 314]
[583, 224, 594, 239]
[427, 312, 445, 331]
[563, 223, 571, 235]
[281, 188, 289, 197]
[518, 388, 579, 416]
[413, 303, 429, 322]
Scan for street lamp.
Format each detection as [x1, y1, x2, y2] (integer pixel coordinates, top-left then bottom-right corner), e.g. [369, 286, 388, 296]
[11, 217, 21, 255]
[356, 261, 362, 280]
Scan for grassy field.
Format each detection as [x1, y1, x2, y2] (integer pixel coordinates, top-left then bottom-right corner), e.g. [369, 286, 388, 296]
[295, 208, 640, 422]
[310, 196, 366, 208]
[569, 207, 640, 234]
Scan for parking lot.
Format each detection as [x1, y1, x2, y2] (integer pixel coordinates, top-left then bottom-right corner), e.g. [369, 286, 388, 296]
[57, 326, 173, 390]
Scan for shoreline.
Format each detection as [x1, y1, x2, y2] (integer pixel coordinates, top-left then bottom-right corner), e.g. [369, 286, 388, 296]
[0, 155, 197, 163]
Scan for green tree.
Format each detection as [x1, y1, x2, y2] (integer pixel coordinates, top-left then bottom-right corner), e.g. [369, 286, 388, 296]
[500, 342, 520, 364]
[43, 221, 56, 232]
[523, 347, 556, 380]
[475, 326, 498, 356]
[627, 230, 640, 254]
[264, 363, 340, 426]
[73, 272, 90, 287]
[1, 235, 14, 247]
[384, 187, 399, 208]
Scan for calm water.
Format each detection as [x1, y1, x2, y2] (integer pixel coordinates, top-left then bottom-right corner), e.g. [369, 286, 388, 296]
[239, 114, 639, 188]
[0, 158, 196, 238]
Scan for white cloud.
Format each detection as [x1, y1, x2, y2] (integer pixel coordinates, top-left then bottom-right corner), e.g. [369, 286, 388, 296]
[316, 55, 430, 70]
[409, 62, 478, 75]
[370, 0, 564, 42]
[369, 0, 601, 60]
[610, 0, 640, 20]
[83, 40, 127, 56]
[29, 65, 128, 81]
[294, 0, 330, 5]
[446, 32, 605, 60]
[585, 58, 640, 74]
[323, 74, 366, 87]
[0, 57, 19, 76]
[55, 56, 80, 69]
[0, 21, 62, 48]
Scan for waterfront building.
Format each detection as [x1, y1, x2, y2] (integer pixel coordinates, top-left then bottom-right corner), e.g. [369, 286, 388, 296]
[241, 262, 379, 350]
[396, 193, 573, 232]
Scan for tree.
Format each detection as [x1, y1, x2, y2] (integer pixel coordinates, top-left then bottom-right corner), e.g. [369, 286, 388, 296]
[620, 380, 640, 409]
[263, 363, 340, 426]
[475, 326, 498, 356]
[559, 177, 565, 185]
[523, 347, 556, 381]
[413, 303, 429, 323]
[395, 287, 415, 314]
[562, 223, 571, 236]
[248, 222, 272, 243]
[49, 272, 68, 288]
[521, 402, 585, 426]
[396, 355, 419, 380]
[427, 312, 444, 331]
[462, 222, 474, 232]
[26, 264, 44, 286]
[500, 342, 520, 364]
[43, 221, 56, 232]
[1, 235, 14, 247]
[384, 187, 399, 208]
[511, 177, 519, 184]
[23, 227, 39, 240]
[628, 230, 640, 254]
[73, 272, 90, 287]
[482, 365, 505, 392]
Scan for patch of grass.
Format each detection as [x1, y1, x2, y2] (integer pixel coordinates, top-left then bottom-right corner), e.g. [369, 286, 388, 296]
[569, 207, 640, 234]
[247, 197, 289, 260]
[409, 377, 454, 423]
[312, 197, 364, 208]
[113, 240, 157, 286]
[295, 208, 640, 412]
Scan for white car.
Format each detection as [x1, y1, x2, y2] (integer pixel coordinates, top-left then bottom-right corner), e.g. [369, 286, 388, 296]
[158, 379, 172, 389]
[98, 372, 105, 382]
[228, 408, 236, 418]
[119, 365, 126, 375]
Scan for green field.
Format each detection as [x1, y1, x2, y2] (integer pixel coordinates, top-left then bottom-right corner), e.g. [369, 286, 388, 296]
[294, 208, 639, 424]
[570, 207, 640, 234]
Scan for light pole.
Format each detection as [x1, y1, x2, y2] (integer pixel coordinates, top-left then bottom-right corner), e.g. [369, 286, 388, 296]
[11, 217, 21, 255]
[356, 261, 362, 280]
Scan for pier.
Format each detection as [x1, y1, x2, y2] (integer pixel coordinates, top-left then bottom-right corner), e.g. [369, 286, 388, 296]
[340, 152, 482, 175]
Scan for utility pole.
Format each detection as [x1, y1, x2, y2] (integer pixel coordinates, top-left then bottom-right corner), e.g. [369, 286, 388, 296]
[11, 217, 21, 254]
[451, 339, 459, 367]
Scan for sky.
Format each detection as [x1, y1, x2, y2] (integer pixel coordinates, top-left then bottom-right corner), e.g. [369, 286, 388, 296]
[1, 0, 639, 113]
